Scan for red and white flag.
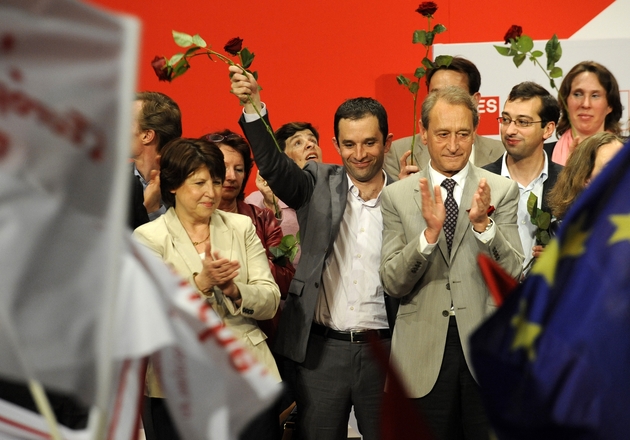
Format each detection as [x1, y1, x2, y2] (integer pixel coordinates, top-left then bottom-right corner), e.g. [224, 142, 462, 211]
[0, 1, 281, 438]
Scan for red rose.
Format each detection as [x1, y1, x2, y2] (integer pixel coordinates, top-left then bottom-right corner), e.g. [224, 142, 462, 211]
[151, 56, 171, 82]
[224, 37, 243, 56]
[416, 2, 438, 17]
[503, 25, 522, 44]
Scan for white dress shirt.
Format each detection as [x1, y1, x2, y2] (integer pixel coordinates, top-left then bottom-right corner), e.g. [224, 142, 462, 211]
[499, 152, 549, 270]
[314, 174, 389, 331]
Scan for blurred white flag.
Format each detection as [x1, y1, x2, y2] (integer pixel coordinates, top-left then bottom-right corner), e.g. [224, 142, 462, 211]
[0, 1, 280, 439]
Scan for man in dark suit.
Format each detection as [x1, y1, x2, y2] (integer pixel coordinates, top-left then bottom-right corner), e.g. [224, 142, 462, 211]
[230, 66, 393, 440]
[483, 82, 562, 271]
[380, 86, 524, 440]
[384, 57, 505, 181]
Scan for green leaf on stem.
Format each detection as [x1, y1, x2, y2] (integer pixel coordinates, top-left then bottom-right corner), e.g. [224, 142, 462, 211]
[494, 45, 511, 56]
[252, 71, 259, 80]
[413, 30, 428, 45]
[545, 34, 562, 69]
[414, 67, 426, 79]
[550, 78, 556, 89]
[169, 53, 184, 65]
[172, 30, 193, 47]
[550, 66, 563, 78]
[513, 53, 526, 68]
[191, 34, 207, 48]
[184, 46, 200, 57]
[531, 50, 544, 58]
[433, 23, 447, 34]
[537, 211, 551, 229]
[240, 47, 255, 69]
[422, 57, 434, 69]
[538, 230, 550, 245]
[516, 35, 534, 53]
[171, 61, 190, 80]
[396, 75, 411, 86]
[435, 55, 452, 67]
[409, 82, 419, 93]
[527, 192, 538, 217]
[426, 31, 435, 46]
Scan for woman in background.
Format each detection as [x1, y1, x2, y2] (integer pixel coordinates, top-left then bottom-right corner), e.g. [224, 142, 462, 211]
[551, 61, 623, 165]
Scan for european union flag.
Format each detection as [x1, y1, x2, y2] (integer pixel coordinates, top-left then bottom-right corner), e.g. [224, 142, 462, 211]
[470, 139, 630, 440]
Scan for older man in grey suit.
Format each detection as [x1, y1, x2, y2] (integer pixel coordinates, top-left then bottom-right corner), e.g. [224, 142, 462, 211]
[384, 57, 505, 181]
[380, 86, 523, 440]
[230, 66, 394, 440]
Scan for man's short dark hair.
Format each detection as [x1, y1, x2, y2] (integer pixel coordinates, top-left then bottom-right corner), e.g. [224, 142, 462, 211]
[507, 82, 560, 127]
[159, 138, 225, 208]
[333, 97, 388, 142]
[135, 91, 182, 152]
[422, 86, 479, 131]
[274, 122, 320, 152]
[425, 56, 481, 95]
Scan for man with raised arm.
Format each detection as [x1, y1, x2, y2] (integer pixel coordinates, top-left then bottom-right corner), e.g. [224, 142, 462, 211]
[230, 65, 394, 440]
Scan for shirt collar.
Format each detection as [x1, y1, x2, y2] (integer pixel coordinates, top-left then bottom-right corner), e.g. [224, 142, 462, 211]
[499, 151, 550, 182]
[427, 160, 470, 189]
[346, 170, 388, 204]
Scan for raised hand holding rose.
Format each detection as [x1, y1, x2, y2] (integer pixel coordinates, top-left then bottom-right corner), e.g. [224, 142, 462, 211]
[397, 3, 452, 165]
[152, 31, 282, 152]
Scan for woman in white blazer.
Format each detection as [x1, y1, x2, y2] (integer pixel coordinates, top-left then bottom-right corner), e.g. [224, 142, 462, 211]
[133, 138, 280, 440]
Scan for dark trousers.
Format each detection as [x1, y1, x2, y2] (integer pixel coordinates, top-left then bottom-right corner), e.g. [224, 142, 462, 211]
[413, 316, 489, 440]
[295, 333, 390, 440]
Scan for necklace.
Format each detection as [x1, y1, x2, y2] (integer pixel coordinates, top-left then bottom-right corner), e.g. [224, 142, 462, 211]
[192, 234, 209, 246]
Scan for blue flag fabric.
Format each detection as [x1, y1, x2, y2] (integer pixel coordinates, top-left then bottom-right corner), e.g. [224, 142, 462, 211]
[470, 139, 630, 440]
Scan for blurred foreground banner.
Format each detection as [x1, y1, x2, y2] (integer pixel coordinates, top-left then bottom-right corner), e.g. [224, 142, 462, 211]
[0, 1, 280, 439]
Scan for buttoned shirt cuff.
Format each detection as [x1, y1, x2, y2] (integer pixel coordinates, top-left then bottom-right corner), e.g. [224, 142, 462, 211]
[418, 228, 437, 255]
[242, 102, 267, 122]
[472, 218, 496, 243]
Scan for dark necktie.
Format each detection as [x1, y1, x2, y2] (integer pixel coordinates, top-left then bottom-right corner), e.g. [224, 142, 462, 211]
[441, 179, 458, 254]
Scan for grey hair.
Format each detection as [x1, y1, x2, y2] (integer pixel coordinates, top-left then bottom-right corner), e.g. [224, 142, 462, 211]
[421, 85, 479, 130]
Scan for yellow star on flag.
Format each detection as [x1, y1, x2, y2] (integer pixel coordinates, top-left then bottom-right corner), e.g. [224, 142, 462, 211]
[560, 214, 590, 259]
[511, 298, 542, 362]
[530, 238, 559, 286]
[609, 214, 630, 245]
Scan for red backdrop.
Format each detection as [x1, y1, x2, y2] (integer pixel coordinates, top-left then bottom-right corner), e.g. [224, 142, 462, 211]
[87, 0, 613, 193]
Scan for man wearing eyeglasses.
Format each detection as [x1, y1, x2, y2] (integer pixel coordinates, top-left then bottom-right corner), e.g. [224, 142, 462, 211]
[483, 82, 562, 272]
[384, 57, 505, 181]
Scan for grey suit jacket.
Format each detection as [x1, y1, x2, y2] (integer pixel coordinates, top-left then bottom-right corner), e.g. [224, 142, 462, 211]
[240, 114, 393, 363]
[384, 134, 505, 181]
[133, 208, 282, 392]
[379, 165, 523, 398]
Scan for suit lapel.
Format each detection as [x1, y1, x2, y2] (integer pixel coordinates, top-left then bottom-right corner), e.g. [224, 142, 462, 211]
[412, 135, 425, 167]
[329, 168, 348, 252]
[210, 211, 234, 261]
[450, 167, 478, 260]
[164, 208, 205, 276]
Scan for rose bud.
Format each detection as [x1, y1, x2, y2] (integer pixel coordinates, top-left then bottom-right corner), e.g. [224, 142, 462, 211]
[503, 25, 523, 44]
[151, 56, 171, 82]
[224, 37, 243, 56]
[416, 2, 438, 17]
